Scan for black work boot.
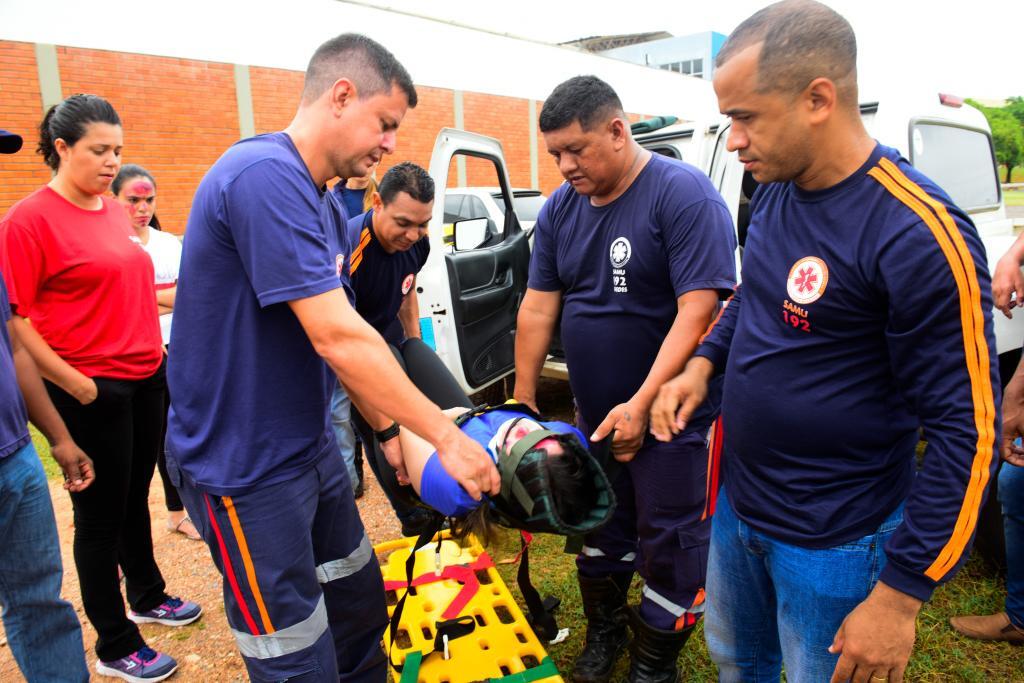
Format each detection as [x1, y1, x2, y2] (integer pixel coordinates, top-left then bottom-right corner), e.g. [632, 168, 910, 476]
[626, 607, 694, 683]
[572, 573, 631, 683]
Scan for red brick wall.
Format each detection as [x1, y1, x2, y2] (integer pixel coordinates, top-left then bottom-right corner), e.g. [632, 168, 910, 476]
[0, 41, 52, 215]
[250, 66, 303, 134]
[462, 92, 531, 188]
[535, 125, 565, 196]
[382, 84, 454, 177]
[0, 43, 575, 228]
[55, 47, 239, 234]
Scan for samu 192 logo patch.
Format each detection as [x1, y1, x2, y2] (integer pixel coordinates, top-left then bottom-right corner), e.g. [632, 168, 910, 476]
[786, 256, 828, 304]
[335, 253, 345, 276]
[401, 273, 415, 295]
[609, 236, 631, 293]
[609, 237, 632, 268]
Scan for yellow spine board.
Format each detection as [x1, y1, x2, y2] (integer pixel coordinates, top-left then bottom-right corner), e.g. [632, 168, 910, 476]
[375, 532, 564, 683]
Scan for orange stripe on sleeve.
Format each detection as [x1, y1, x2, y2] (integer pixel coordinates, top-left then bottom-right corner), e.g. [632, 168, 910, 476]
[868, 162, 996, 581]
[222, 496, 276, 634]
[349, 228, 371, 275]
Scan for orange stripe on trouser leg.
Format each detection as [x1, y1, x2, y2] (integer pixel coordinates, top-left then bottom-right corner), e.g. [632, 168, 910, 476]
[673, 588, 706, 630]
[203, 494, 261, 635]
[223, 496, 276, 634]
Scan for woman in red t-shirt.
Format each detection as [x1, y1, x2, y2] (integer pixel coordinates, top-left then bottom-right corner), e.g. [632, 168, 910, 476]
[0, 94, 200, 680]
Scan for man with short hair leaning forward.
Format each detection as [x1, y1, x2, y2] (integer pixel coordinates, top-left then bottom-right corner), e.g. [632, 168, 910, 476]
[651, 2, 999, 682]
[165, 35, 498, 682]
[515, 76, 737, 683]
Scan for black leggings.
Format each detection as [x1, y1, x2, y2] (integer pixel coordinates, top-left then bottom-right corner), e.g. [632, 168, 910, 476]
[155, 382, 183, 512]
[45, 361, 170, 662]
[353, 338, 472, 519]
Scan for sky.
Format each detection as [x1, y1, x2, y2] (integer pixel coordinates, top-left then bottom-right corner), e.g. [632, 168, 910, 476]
[372, 0, 1023, 101]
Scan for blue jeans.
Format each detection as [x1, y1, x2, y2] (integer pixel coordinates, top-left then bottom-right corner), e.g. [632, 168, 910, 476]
[330, 383, 358, 492]
[0, 442, 89, 682]
[1000, 462, 1024, 628]
[705, 488, 902, 683]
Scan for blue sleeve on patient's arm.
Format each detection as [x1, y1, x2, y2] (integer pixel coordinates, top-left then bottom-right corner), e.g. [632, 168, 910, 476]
[419, 452, 482, 517]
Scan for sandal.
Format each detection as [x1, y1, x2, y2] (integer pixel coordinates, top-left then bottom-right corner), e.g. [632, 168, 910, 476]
[168, 515, 202, 541]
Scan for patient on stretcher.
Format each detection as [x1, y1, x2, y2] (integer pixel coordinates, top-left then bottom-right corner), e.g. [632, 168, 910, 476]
[373, 403, 614, 542]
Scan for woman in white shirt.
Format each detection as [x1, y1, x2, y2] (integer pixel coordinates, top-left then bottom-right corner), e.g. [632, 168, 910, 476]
[113, 165, 198, 540]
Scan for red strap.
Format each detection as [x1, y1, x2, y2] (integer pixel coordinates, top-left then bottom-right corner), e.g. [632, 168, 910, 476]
[383, 551, 495, 619]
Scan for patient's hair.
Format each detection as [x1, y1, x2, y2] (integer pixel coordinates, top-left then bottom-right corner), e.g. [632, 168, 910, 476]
[451, 437, 598, 545]
[543, 450, 597, 525]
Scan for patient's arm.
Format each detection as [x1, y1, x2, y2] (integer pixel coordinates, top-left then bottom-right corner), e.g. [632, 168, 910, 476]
[402, 407, 472, 492]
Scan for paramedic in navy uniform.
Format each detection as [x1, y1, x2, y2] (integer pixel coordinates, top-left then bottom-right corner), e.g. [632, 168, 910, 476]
[346, 161, 456, 535]
[651, 2, 1000, 682]
[165, 34, 498, 683]
[513, 75, 737, 683]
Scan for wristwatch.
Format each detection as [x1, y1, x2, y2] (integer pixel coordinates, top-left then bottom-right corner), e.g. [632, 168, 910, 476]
[374, 422, 401, 443]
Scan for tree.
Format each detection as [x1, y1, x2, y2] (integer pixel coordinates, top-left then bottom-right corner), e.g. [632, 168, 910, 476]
[1006, 96, 1024, 128]
[991, 113, 1024, 182]
[969, 98, 1024, 182]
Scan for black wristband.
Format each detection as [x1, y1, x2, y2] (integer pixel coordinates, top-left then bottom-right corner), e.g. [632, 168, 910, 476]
[374, 422, 401, 443]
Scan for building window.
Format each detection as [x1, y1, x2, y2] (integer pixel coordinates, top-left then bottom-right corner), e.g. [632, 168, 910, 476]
[657, 58, 703, 78]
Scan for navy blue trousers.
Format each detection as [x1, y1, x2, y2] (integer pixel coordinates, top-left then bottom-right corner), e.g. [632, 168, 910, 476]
[170, 451, 388, 682]
[576, 419, 718, 630]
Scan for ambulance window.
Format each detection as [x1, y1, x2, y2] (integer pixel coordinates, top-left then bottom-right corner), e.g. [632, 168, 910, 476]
[444, 195, 465, 224]
[447, 152, 509, 249]
[649, 146, 681, 160]
[910, 123, 1000, 211]
[462, 196, 488, 220]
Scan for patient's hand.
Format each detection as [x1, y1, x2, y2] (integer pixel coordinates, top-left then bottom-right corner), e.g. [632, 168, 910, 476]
[380, 438, 409, 485]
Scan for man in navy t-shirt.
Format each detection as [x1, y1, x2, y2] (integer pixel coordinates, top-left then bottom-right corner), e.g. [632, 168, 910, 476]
[651, 3, 999, 681]
[345, 161, 448, 534]
[348, 161, 431, 347]
[165, 35, 497, 682]
[514, 76, 737, 682]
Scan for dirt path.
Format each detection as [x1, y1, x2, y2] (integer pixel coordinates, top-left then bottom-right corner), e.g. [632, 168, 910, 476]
[0, 464, 403, 681]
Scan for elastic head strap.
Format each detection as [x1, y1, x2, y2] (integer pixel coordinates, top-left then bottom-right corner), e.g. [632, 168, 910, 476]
[498, 428, 557, 515]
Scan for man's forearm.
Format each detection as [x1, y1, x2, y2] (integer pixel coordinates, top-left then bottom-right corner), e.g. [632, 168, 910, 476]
[319, 323, 457, 447]
[632, 291, 719, 411]
[513, 308, 555, 403]
[346, 382, 396, 432]
[399, 290, 421, 340]
[12, 338, 72, 447]
[156, 286, 176, 308]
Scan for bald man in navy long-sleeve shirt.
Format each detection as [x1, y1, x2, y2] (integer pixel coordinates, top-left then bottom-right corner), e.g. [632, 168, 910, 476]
[650, 3, 999, 682]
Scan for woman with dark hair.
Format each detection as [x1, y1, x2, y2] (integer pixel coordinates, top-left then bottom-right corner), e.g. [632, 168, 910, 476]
[113, 165, 198, 542]
[0, 94, 200, 682]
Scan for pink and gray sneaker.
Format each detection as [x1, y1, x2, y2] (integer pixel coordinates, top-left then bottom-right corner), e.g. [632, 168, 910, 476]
[129, 597, 202, 626]
[95, 646, 177, 682]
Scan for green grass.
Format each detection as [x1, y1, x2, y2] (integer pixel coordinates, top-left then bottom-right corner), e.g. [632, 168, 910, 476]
[1002, 166, 1024, 184]
[1004, 188, 1024, 207]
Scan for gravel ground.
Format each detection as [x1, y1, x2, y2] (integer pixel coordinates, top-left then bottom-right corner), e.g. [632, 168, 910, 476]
[0, 377, 573, 682]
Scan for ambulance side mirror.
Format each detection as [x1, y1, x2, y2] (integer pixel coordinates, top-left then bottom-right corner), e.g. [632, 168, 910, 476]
[452, 217, 489, 251]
